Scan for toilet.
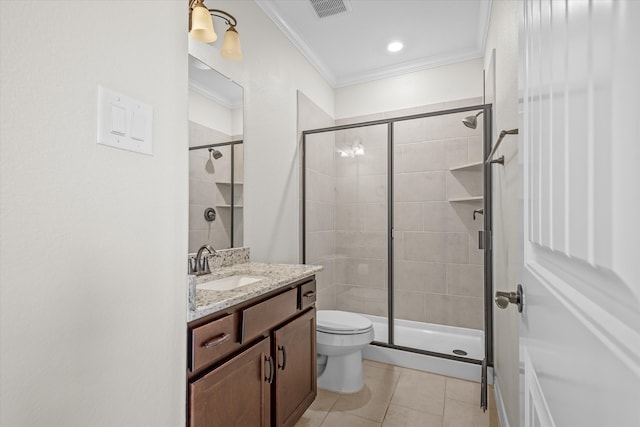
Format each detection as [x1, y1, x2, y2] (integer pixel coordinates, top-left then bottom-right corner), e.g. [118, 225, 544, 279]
[316, 310, 375, 393]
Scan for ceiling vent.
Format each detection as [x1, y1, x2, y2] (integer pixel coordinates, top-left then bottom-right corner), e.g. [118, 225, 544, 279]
[309, 0, 351, 19]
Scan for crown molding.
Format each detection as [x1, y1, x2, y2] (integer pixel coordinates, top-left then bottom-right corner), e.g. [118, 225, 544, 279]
[189, 81, 243, 110]
[255, 0, 337, 85]
[255, 0, 491, 89]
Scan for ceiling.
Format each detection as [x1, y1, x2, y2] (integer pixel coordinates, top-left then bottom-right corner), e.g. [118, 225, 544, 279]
[189, 55, 244, 109]
[255, 0, 492, 88]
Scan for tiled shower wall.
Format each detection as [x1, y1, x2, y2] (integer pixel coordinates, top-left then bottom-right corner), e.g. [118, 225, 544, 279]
[303, 96, 485, 331]
[188, 120, 244, 253]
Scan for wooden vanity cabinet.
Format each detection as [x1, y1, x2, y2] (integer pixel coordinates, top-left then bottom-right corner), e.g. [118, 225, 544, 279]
[188, 277, 317, 427]
[189, 337, 272, 427]
[274, 308, 316, 427]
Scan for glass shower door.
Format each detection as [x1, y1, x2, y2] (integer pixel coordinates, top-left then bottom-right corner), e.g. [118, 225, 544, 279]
[304, 123, 389, 344]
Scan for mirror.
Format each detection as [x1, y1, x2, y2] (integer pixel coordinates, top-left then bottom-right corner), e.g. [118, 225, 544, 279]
[188, 54, 244, 252]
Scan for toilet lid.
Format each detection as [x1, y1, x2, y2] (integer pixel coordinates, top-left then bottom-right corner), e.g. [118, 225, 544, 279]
[317, 310, 373, 334]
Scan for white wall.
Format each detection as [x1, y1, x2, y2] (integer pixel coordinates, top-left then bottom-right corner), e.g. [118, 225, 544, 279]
[189, 89, 235, 136]
[483, 1, 521, 426]
[0, 1, 187, 426]
[189, 0, 334, 264]
[334, 59, 484, 119]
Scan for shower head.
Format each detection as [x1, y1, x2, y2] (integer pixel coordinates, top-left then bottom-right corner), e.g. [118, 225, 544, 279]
[208, 148, 223, 159]
[462, 111, 484, 129]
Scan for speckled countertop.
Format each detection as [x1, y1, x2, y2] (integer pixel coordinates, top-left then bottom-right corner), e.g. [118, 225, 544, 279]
[188, 262, 322, 322]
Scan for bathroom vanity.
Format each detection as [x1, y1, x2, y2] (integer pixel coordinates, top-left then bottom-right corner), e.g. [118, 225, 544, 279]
[187, 254, 321, 427]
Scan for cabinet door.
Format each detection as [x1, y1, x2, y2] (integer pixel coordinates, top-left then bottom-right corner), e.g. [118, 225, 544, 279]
[274, 308, 317, 427]
[189, 337, 272, 427]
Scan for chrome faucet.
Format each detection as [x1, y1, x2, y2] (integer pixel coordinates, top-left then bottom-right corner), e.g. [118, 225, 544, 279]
[190, 244, 216, 276]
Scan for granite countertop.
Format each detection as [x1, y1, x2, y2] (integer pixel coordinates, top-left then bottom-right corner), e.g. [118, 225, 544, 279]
[188, 262, 322, 322]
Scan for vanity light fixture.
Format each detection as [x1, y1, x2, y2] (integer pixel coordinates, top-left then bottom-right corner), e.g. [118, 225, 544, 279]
[189, 0, 243, 61]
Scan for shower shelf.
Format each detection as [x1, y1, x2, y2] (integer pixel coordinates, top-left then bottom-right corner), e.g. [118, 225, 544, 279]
[449, 161, 483, 172]
[215, 181, 244, 185]
[216, 205, 244, 208]
[448, 196, 483, 202]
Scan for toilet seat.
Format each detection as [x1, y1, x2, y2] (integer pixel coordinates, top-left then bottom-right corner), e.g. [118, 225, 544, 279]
[317, 310, 373, 335]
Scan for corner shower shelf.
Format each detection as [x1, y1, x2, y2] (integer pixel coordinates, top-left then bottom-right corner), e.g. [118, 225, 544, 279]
[216, 205, 243, 208]
[448, 196, 483, 202]
[215, 181, 244, 185]
[449, 161, 483, 172]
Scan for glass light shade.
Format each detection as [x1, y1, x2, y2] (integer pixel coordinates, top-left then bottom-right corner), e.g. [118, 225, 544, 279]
[221, 27, 242, 61]
[190, 5, 217, 43]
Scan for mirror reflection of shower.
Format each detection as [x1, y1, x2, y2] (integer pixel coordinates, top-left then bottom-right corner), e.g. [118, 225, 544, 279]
[205, 148, 223, 174]
[462, 111, 483, 129]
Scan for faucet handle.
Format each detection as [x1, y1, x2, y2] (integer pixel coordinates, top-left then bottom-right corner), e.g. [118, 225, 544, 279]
[187, 256, 197, 274]
[199, 256, 211, 275]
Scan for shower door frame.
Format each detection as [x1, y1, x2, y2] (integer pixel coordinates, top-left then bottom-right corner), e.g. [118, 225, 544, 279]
[302, 104, 493, 367]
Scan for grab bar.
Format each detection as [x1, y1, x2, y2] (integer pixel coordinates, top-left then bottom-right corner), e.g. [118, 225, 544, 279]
[485, 128, 518, 165]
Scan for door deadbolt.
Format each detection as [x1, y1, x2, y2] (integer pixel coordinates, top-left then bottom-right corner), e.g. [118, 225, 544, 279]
[494, 284, 523, 313]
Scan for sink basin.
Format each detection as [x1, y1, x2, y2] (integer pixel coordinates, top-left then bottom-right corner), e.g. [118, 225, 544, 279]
[197, 275, 266, 291]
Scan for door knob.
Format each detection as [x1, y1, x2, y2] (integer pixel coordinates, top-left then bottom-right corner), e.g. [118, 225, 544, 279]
[494, 284, 523, 313]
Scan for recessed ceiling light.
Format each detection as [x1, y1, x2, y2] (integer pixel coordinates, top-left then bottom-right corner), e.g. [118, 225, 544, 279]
[387, 41, 403, 53]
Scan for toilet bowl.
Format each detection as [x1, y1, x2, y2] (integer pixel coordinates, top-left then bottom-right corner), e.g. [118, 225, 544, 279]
[316, 310, 375, 393]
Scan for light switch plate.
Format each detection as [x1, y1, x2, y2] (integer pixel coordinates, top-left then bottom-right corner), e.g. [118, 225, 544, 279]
[97, 86, 153, 155]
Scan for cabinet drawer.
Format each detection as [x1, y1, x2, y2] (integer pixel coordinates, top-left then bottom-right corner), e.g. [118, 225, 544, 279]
[242, 288, 297, 344]
[298, 280, 316, 310]
[191, 312, 241, 372]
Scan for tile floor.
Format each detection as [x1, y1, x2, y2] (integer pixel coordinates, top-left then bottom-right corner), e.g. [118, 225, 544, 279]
[295, 360, 500, 427]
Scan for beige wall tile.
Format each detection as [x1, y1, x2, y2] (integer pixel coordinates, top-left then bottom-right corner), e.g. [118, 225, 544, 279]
[316, 286, 336, 311]
[307, 201, 334, 232]
[468, 234, 484, 266]
[447, 264, 483, 297]
[395, 171, 446, 202]
[425, 294, 483, 330]
[467, 136, 483, 164]
[335, 203, 362, 231]
[334, 284, 366, 313]
[363, 202, 387, 232]
[394, 261, 446, 293]
[307, 169, 334, 204]
[394, 202, 423, 231]
[364, 288, 388, 317]
[394, 117, 425, 144]
[446, 171, 483, 200]
[403, 232, 469, 263]
[394, 290, 427, 322]
[335, 258, 387, 288]
[358, 174, 387, 203]
[399, 139, 467, 172]
[306, 231, 335, 262]
[335, 176, 358, 203]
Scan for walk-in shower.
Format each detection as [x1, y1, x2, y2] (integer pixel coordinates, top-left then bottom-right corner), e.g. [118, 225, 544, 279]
[302, 102, 493, 396]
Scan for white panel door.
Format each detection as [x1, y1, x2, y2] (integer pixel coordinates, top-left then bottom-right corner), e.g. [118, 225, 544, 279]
[520, 1, 640, 426]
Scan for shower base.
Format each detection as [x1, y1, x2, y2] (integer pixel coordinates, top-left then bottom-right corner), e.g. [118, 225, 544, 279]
[360, 314, 492, 383]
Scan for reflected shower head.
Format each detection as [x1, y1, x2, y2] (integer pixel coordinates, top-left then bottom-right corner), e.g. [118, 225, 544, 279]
[462, 111, 484, 129]
[208, 148, 223, 159]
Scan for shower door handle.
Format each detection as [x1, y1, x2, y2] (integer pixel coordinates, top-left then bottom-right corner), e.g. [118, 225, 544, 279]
[494, 284, 523, 313]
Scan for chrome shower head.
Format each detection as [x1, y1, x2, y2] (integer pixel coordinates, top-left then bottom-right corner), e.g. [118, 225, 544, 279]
[208, 148, 223, 159]
[462, 111, 484, 129]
